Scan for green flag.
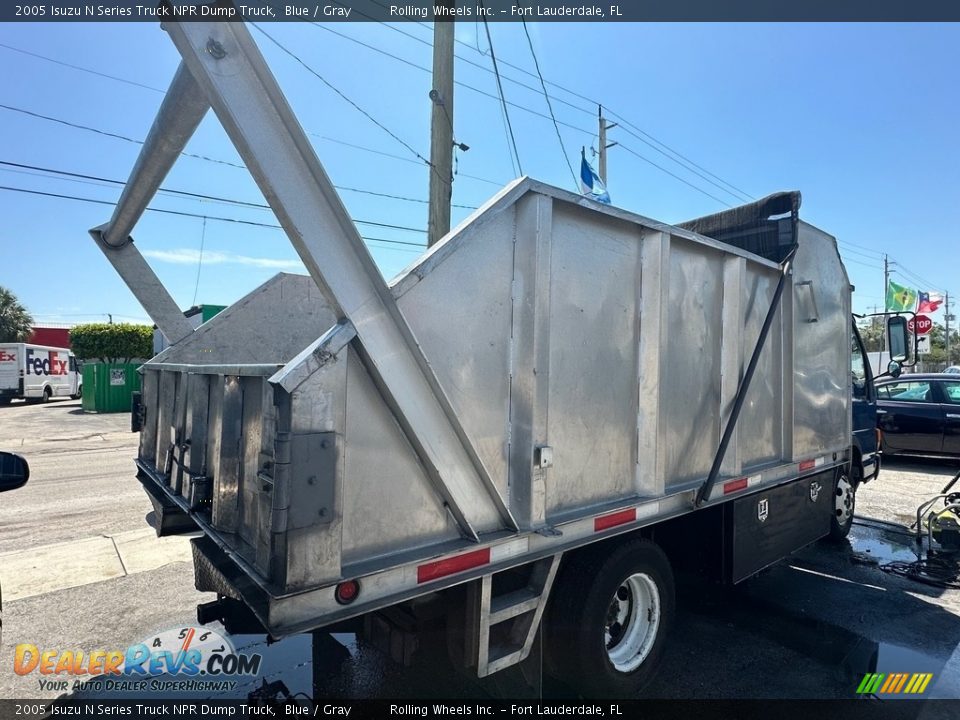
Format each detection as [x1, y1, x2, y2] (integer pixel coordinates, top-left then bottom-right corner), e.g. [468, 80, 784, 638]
[886, 280, 918, 312]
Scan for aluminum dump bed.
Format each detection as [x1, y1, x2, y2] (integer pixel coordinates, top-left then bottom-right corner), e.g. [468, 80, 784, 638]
[95, 20, 851, 636]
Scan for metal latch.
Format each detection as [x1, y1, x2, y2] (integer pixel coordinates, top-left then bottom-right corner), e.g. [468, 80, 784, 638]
[534, 445, 553, 469]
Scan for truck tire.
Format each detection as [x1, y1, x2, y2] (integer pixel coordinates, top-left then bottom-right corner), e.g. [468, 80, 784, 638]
[544, 538, 674, 697]
[71, 386, 82, 400]
[39, 387, 52, 404]
[829, 467, 856, 540]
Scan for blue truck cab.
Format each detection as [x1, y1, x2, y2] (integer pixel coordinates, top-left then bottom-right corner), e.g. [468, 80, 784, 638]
[851, 320, 880, 485]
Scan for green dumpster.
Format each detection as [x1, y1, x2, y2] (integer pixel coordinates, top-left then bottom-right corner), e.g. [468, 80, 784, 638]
[81, 362, 141, 413]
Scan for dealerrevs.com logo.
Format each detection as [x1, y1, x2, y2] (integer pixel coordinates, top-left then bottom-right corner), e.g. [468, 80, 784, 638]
[14, 627, 262, 694]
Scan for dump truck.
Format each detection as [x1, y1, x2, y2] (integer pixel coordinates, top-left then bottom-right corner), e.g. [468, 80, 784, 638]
[91, 19, 908, 697]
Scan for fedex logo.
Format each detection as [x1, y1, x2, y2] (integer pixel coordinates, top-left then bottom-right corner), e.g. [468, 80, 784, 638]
[26, 349, 68, 376]
[0, 351, 15, 363]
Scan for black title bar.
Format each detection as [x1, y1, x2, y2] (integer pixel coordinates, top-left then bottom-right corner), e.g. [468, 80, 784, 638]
[5, 0, 960, 22]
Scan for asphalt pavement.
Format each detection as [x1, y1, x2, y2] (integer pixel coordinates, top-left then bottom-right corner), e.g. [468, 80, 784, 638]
[1, 398, 959, 705]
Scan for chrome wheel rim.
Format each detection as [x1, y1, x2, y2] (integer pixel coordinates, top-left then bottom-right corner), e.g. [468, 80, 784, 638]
[835, 474, 854, 525]
[604, 572, 661, 673]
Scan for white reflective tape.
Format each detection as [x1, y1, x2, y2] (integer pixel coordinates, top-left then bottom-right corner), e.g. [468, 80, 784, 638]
[490, 537, 529, 563]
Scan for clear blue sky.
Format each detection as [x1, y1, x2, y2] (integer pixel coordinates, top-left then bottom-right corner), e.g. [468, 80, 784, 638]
[1, 21, 958, 327]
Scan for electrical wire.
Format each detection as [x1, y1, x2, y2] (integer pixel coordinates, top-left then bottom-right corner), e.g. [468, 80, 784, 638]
[0, 42, 165, 94]
[312, 20, 754, 207]
[363, 2, 753, 202]
[480, 6, 522, 176]
[4, 20, 750, 209]
[618, 143, 734, 208]
[0, 103, 246, 169]
[0, 161, 429, 233]
[250, 23, 450, 189]
[0, 185, 427, 249]
[192, 216, 206, 306]
[520, 16, 578, 190]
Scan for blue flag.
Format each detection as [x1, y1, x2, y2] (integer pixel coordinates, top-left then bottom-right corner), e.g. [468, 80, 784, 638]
[580, 149, 610, 204]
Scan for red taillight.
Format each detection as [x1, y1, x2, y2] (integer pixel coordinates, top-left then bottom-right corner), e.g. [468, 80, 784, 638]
[799, 459, 816, 471]
[335, 580, 360, 605]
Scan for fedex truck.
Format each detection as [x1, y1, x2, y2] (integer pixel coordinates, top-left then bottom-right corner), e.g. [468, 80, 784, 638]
[0, 343, 82, 405]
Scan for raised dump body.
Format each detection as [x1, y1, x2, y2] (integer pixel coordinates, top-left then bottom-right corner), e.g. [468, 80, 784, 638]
[94, 20, 852, 658]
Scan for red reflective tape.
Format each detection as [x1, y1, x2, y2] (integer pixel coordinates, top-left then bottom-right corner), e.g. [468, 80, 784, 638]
[799, 459, 816, 471]
[417, 548, 490, 584]
[723, 478, 749, 495]
[594, 508, 637, 532]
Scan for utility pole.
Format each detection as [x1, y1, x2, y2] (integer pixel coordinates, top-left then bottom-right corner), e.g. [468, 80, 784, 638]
[597, 105, 617, 185]
[427, 3, 455, 248]
[946, 292, 952, 365]
[882, 254, 889, 354]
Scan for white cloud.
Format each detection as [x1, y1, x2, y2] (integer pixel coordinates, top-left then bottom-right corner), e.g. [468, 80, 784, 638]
[143, 248, 304, 270]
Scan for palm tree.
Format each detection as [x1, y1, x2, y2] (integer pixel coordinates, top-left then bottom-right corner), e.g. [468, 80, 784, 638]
[0, 286, 34, 342]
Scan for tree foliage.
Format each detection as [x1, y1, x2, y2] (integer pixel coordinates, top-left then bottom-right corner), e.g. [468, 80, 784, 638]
[70, 323, 153, 363]
[0, 286, 34, 343]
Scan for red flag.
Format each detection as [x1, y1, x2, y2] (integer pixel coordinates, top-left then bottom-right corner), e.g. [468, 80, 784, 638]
[917, 291, 944, 314]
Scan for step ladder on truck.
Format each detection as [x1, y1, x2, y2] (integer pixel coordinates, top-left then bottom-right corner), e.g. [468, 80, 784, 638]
[90, 18, 910, 696]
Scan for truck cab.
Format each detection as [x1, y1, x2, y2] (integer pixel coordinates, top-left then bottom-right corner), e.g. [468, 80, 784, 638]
[851, 321, 880, 484]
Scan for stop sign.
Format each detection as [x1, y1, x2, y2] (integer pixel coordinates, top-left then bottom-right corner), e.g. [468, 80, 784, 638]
[908, 314, 933, 335]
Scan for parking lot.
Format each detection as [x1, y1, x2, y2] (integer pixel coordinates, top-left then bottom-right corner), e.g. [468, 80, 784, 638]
[1, 397, 959, 702]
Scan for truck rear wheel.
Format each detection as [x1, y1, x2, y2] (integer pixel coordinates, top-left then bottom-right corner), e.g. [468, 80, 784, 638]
[544, 538, 674, 697]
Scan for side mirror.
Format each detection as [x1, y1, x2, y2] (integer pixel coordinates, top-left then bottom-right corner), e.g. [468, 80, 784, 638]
[887, 316, 910, 363]
[0, 451, 29, 492]
[887, 361, 902, 379]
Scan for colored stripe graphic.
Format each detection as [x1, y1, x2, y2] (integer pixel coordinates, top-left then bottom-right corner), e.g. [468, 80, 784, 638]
[893, 674, 909, 693]
[856, 672, 933, 694]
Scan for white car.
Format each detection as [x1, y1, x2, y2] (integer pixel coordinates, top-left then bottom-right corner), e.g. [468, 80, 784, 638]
[946, 366, 960, 374]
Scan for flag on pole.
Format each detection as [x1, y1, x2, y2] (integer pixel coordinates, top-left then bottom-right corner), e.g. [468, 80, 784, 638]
[580, 148, 610, 204]
[917, 291, 944, 314]
[886, 280, 918, 312]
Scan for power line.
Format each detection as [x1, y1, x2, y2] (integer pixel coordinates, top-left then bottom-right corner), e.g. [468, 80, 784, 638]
[0, 185, 428, 249]
[5, 24, 748, 209]
[0, 103, 246, 169]
[0, 42, 165, 94]
[480, 8, 523, 176]
[0, 66, 493, 199]
[618, 143, 733, 208]
[840, 254, 883, 270]
[251, 23, 450, 189]
[837, 238, 885, 257]
[521, 18, 577, 190]
[192, 216, 207, 306]
[607, 113, 754, 202]
[837, 241, 885, 262]
[893, 265, 944, 294]
[0, 160, 430, 233]
[311, 21, 748, 207]
[361, 4, 752, 202]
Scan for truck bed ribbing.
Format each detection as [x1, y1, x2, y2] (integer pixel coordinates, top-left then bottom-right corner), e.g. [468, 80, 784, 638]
[93, 18, 852, 642]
